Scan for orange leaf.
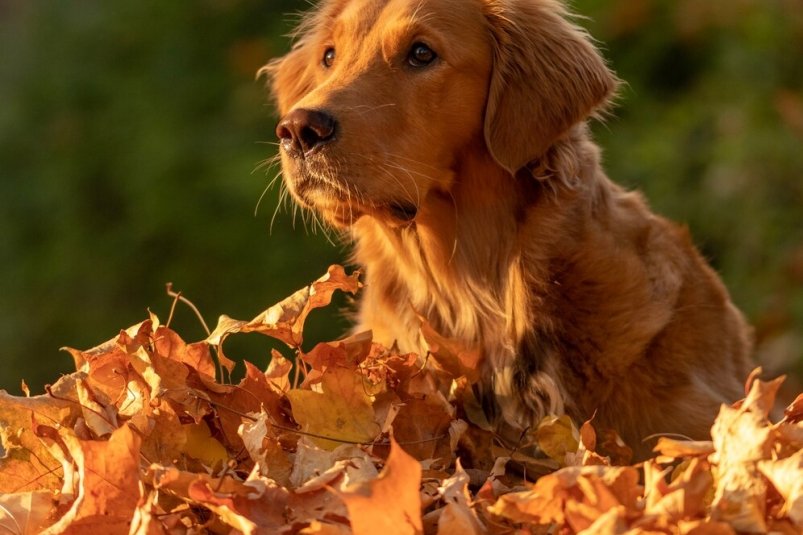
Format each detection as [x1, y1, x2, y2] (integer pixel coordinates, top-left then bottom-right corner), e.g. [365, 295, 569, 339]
[758, 449, 803, 527]
[207, 265, 361, 349]
[653, 437, 715, 458]
[580, 417, 597, 452]
[0, 378, 79, 493]
[340, 438, 423, 535]
[46, 425, 143, 535]
[644, 458, 713, 520]
[741, 371, 785, 419]
[436, 460, 484, 535]
[419, 320, 481, 382]
[784, 394, 803, 423]
[489, 465, 640, 529]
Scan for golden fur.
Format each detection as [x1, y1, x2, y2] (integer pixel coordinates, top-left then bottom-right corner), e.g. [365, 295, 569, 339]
[264, 0, 753, 457]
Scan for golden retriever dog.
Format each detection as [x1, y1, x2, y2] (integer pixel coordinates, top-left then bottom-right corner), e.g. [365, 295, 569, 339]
[263, 0, 753, 457]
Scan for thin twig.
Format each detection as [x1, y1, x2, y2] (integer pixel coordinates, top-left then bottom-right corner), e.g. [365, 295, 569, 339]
[165, 287, 181, 329]
[165, 283, 211, 337]
[165, 283, 230, 383]
[642, 432, 696, 443]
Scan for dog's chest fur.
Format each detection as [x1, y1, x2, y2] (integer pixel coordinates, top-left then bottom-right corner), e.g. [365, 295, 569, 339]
[351, 153, 575, 428]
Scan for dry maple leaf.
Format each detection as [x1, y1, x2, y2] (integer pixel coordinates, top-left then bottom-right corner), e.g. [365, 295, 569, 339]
[653, 437, 715, 459]
[206, 264, 361, 349]
[709, 375, 781, 532]
[419, 319, 482, 383]
[758, 448, 803, 527]
[488, 465, 641, 530]
[784, 393, 803, 423]
[535, 414, 580, 465]
[340, 437, 424, 535]
[0, 379, 80, 494]
[40, 424, 142, 535]
[435, 460, 486, 535]
[287, 366, 382, 450]
[642, 457, 713, 523]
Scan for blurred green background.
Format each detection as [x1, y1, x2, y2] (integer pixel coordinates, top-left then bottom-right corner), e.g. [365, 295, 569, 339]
[1, 0, 801, 395]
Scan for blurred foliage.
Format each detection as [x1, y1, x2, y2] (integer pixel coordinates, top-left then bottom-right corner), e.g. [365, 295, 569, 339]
[0, 0, 801, 394]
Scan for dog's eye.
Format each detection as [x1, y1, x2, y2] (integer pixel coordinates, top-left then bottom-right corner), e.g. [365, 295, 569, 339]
[408, 43, 437, 67]
[322, 47, 336, 68]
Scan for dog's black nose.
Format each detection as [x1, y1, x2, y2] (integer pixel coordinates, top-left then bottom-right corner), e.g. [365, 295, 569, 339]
[276, 109, 337, 157]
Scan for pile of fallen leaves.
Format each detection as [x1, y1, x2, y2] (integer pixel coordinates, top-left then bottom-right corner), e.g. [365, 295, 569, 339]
[1, 266, 801, 535]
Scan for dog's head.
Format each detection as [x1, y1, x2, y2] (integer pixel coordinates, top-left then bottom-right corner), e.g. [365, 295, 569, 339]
[263, 0, 616, 228]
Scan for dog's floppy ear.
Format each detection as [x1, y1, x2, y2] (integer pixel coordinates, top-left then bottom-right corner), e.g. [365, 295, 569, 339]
[483, 0, 618, 174]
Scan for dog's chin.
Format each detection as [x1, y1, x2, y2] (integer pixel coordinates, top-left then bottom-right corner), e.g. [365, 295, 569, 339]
[313, 195, 418, 229]
[288, 179, 418, 229]
[307, 193, 366, 228]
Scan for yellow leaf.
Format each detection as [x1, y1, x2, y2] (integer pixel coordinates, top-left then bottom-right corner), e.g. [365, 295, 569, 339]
[183, 421, 229, 468]
[536, 415, 580, 464]
[287, 367, 380, 450]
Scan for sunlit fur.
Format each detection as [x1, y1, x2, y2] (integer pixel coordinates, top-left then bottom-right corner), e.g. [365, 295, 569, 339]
[263, 0, 753, 458]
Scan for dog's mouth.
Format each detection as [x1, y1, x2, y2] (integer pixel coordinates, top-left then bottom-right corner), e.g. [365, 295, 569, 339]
[287, 165, 418, 228]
